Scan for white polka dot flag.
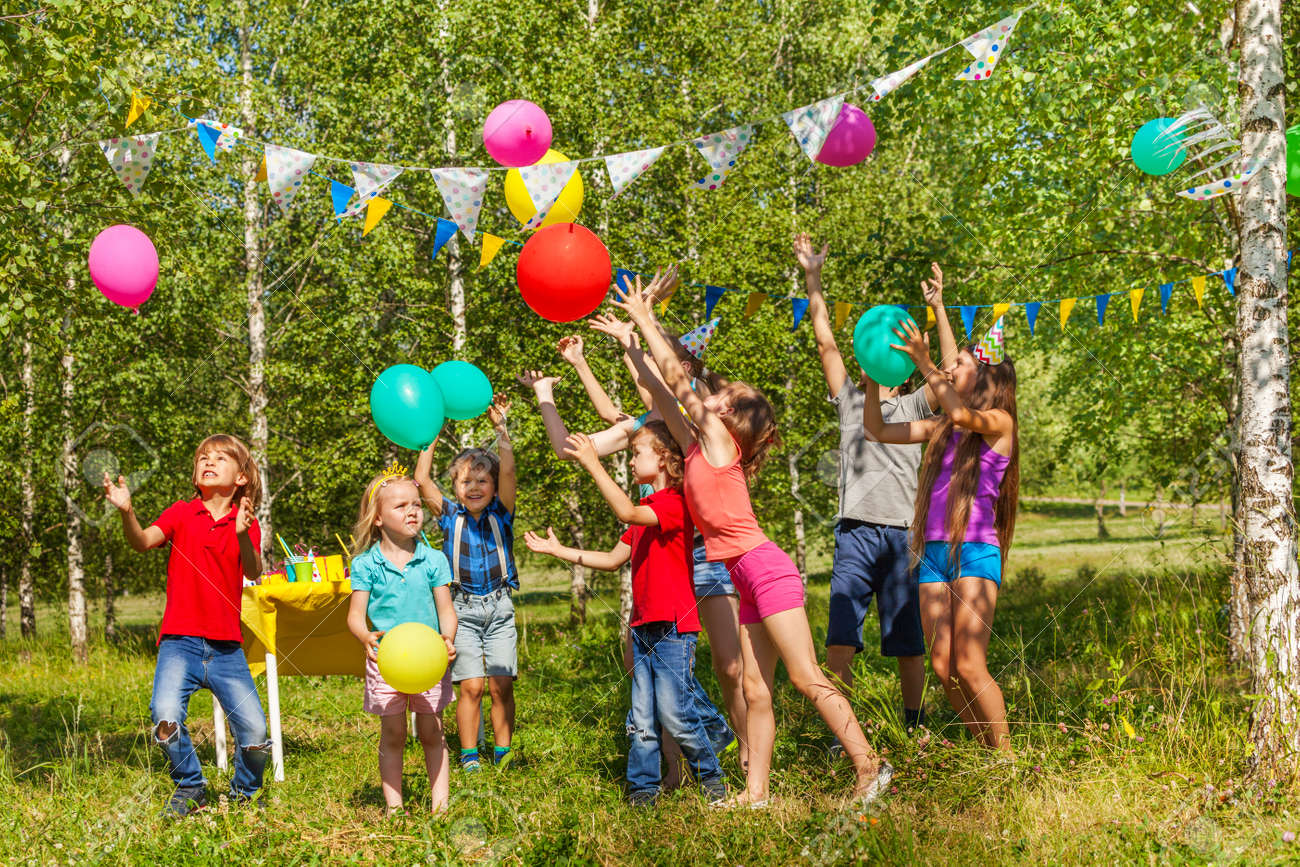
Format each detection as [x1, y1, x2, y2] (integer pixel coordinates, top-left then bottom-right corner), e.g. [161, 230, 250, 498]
[870, 57, 931, 102]
[343, 161, 403, 218]
[1175, 160, 1261, 201]
[519, 160, 578, 230]
[782, 95, 845, 161]
[692, 125, 754, 190]
[264, 144, 316, 212]
[431, 167, 488, 241]
[604, 146, 666, 197]
[955, 11, 1022, 82]
[99, 133, 160, 196]
[187, 118, 243, 154]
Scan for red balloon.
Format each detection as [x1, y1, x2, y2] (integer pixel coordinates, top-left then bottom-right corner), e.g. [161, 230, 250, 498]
[516, 223, 611, 322]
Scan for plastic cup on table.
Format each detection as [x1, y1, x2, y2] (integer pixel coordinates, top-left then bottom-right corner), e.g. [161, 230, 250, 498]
[291, 561, 314, 583]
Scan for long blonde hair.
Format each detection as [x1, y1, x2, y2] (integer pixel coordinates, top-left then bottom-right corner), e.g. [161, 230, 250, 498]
[715, 381, 781, 479]
[191, 434, 262, 507]
[350, 472, 418, 557]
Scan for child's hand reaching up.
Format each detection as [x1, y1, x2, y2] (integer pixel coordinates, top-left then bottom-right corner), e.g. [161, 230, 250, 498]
[561, 432, 600, 467]
[609, 275, 658, 327]
[794, 232, 829, 273]
[488, 393, 511, 431]
[518, 369, 559, 392]
[103, 472, 132, 512]
[644, 265, 680, 304]
[235, 496, 254, 534]
[921, 262, 944, 308]
[523, 527, 562, 556]
[588, 313, 636, 348]
[557, 335, 585, 365]
[889, 319, 933, 366]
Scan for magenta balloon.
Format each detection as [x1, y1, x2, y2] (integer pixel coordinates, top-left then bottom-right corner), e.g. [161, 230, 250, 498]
[483, 100, 553, 167]
[87, 224, 159, 309]
[815, 103, 877, 167]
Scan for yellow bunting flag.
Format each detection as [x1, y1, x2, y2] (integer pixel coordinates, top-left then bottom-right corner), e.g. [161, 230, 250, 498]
[743, 292, 765, 319]
[1191, 275, 1206, 308]
[658, 286, 679, 315]
[361, 197, 392, 236]
[254, 157, 267, 183]
[125, 91, 152, 128]
[834, 301, 853, 331]
[1129, 288, 1144, 321]
[992, 302, 1011, 323]
[1060, 297, 1076, 328]
[479, 234, 506, 269]
[924, 306, 936, 330]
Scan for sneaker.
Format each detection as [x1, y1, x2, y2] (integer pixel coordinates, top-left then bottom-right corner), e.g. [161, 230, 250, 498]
[163, 785, 208, 818]
[493, 747, 518, 770]
[700, 778, 729, 805]
[627, 789, 658, 809]
[827, 738, 845, 759]
[854, 761, 894, 807]
[460, 753, 481, 773]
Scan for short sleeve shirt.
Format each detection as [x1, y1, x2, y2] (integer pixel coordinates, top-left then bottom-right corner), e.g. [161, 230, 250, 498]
[151, 497, 261, 642]
[437, 496, 518, 593]
[831, 381, 934, 527]
[348, 541, 452, 634]
[619, 486, 700, 632]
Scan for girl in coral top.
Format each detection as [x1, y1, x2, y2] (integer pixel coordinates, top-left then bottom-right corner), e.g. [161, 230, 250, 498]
[613, 279, 890, 809]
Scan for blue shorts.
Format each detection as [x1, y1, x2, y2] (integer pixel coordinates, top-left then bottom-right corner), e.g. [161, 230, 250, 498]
[692, 543, 736, 598]
[918, 541, 1002, 587]
[826, 520, 924, 657]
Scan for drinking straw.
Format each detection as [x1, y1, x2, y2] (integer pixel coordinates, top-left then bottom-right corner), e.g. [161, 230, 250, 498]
[335, 532, 351, 560]
[276, 533, 295, 561]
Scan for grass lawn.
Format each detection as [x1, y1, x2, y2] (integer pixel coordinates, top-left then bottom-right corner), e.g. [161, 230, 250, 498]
[2, 505, 1296, 864]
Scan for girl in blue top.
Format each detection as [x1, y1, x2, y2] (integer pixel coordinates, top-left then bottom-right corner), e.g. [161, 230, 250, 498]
[346, 467, 458, 816]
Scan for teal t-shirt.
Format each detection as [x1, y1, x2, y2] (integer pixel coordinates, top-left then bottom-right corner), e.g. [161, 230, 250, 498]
[349, 540, 452, 633]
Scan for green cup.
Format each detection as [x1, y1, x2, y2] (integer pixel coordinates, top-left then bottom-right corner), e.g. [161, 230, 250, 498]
[291, 561, 314, 583]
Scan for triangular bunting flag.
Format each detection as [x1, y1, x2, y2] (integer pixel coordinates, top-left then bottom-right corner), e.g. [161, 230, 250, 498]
[343, 162, 402, 217]
[1096, 293, 1111, 326]
[431, 168, 488, 241]
[99, 133, 160, 196]
[705, 286, 727, 319]
[870, 57, 931, 102]
[330, 180, 355, 220]
[960, 305, 978, 340]
[195, 123, 222, 163]
[782, 94, 845, 161]
[924, 306, 936, 330]
[362, 197, 392, 236]
[614, 269, 637, 300]
[1221, 268, 1237, 296]
[1129, 288, 1144, 321]
[791, 298, 811, 330]
[1025, 301, 1041, 335]
[955, 12, 1022, 82]
[835, 301, 853, 331]
[253, 158, 267, 183]
[125, 91, 151, 129]
[479, 234, 506, 270]
[692, 125, 754, 190]
[743, 292, 765, 318]
[430, 219, 458, 260]
[1159, 283, 1174, 315]
[991, 302, 1011, 322]
[264, 144, 316, 211]
[1060, 297, 1077, 328]
[519, 160, 578, 230]
[189, 118, 243, 157]
[657, 284, 679, 315]
[1191, 276, 1206, 308]
[604, 147, 666, 197]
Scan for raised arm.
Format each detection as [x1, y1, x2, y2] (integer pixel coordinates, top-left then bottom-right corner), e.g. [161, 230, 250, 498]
[794, 233, 848, 396]
[413, 440, 446, 515]
[523, 527, 632, 572]
[488, 394, 516, 513]
[103, 473, 166, 551]
[861, 374, 941, 445]
[558, 335, 628, 425]
[920, 262, 960, 411]
[564, 433, 659, 526]
[590, 314, 659, 415]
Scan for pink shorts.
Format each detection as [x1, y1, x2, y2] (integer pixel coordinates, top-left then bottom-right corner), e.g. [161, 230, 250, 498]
[363, 655, 455, 716]
[726, 541, 807, 625]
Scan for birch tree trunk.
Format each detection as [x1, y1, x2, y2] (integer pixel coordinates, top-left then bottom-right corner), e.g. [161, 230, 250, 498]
[1, 568, 7, 641]
[1118, 478, 1127, 517]
[103, 552, 117, 641]
[1234, 0, 1297, 784]
[565, 491, 588, 626]
[239, 2, 272, 559]
[440, 53, 470, 449]
[19, 338, 37, 640]
[1095, 479, 1109, 540]
[61, 308, 87, 664]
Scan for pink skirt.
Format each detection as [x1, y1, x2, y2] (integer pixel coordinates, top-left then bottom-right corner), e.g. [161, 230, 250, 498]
[363, 655, 455, 716]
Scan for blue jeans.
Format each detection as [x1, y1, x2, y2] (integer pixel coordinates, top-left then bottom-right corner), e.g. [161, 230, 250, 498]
[626, 623, 729, 795]
[151, 635, 270, 797]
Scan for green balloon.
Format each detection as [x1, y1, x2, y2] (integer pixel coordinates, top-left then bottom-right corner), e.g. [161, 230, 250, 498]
[369, 364, 445, 450]
[853, 305, 918, 388]
[431, 360, 493, 421]
[1131, 117, 1186, 176]
[1287, 124, 1300, 197]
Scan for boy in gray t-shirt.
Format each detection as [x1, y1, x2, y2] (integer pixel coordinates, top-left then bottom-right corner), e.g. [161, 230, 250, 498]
[795, 233, 959, 732]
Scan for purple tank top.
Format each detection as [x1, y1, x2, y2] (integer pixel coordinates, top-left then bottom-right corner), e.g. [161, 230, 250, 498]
[924, 433, 1011, 545]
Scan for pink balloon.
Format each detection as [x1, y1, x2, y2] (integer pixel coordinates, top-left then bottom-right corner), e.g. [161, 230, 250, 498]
[815, 103, 877, 167]
[483, 100, 553, 167]
[88, 224, 158, 309]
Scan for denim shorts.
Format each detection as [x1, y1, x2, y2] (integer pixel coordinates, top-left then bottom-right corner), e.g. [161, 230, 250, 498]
[450, 589, 518, 682]
[918, 541, 1003, 587]
[827, 520, 924, 657]
[692, 543, 736, 598]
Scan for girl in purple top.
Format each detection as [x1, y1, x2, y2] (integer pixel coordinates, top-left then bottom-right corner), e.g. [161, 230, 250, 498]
[861, 317, 1019, 753]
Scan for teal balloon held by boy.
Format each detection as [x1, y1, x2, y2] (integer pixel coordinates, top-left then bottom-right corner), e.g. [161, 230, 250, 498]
[853, 305, 919, 387]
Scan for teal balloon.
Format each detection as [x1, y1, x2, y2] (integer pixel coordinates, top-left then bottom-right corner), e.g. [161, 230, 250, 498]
[853, 305, 918, 388]
[1287, 124, 1300, 197]
[1130, 118, 1186, 176]
[430, 360, 493, 421]
[369, 364, 445, 449]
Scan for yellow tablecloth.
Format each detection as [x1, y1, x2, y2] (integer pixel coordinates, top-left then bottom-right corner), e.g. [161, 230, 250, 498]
[240, 580, 365, 677]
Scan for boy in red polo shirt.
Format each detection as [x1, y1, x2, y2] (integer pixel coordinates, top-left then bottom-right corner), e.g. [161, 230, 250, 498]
[105, 434, 270, 817]
[523, 422, 731, 807]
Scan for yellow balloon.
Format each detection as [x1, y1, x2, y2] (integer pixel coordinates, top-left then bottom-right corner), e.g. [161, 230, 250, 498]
[504, 148, 584, 228]
[376, 622, 448, 694]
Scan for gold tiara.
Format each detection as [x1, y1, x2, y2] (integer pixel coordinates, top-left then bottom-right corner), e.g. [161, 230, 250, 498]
[368, 461, 410, 502]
